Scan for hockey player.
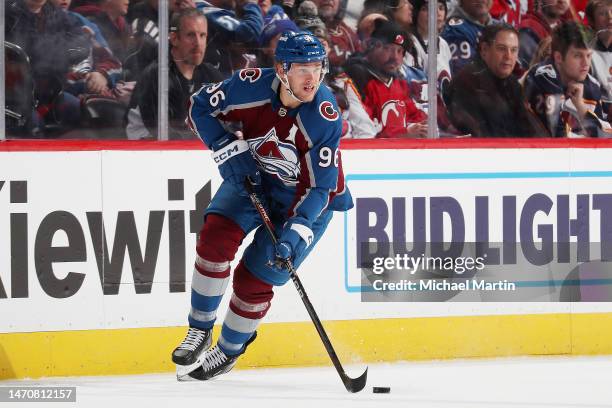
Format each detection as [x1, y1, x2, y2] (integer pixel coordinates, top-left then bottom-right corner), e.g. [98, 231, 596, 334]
[523, 21, 612, 137]
[172, 31, 353, 380]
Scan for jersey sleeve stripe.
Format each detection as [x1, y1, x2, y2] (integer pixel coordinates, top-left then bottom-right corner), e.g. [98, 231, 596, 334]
[218, 99, 271, 116]
[187, 90, 204, 140]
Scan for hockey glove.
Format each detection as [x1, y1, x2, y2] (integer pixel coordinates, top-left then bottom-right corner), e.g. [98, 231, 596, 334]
[273, 221, 314, 266]
[211, 133, 261, 186]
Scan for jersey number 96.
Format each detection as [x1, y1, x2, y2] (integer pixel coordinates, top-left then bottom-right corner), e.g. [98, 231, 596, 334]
[319, 147, 339, 168]
[206, 82, 225, 107]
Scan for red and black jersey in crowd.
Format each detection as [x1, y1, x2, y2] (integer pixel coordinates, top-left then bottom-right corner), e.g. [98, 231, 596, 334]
[344, 57, 427, 138]
[326, 20, 362, 69]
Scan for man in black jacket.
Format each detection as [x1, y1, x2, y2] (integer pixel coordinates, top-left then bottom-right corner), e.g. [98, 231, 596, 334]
[445, 23, 547, 138]
[126, 7, 223, 139]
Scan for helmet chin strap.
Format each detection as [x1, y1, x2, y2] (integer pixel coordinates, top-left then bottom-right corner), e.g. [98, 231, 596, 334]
[276, 71, 310, 104]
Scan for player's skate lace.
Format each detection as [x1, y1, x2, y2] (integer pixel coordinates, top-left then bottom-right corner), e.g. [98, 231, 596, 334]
[186, 332, 258, 381]
[202, 346, 228, 370]
[177, 327, 208, 352]
[172, 327, 212, 367]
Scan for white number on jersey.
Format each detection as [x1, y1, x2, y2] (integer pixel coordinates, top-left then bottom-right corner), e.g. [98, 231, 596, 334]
[206, 82, 225, 107]
[318, 147, 339, 168]
[449, 41, 471, 60]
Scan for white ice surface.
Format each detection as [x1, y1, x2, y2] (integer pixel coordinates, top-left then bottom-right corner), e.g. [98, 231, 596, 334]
[2, 356, 612, 408]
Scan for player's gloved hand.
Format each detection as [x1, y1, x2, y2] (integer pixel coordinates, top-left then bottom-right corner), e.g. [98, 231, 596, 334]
[211, 133, 261, 186]
[273, 221, 314, 266]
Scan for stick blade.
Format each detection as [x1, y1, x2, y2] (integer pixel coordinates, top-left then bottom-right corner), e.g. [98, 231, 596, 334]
[343, 367, 368, 393]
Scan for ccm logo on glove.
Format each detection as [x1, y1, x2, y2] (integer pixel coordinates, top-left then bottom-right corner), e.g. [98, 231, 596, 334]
[212, 140, 250, 165]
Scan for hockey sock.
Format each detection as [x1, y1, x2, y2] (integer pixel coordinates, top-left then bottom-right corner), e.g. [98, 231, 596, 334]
[189, 214, 245, 330]
[218, 262, 273, 356]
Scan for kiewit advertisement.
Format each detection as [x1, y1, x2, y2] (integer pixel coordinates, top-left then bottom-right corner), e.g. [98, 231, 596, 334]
[2, 145, 612, 335]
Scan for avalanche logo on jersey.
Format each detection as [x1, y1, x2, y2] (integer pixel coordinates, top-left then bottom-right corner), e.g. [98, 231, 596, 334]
[248, 127, 300, 185]
[448, 17, 464, 26]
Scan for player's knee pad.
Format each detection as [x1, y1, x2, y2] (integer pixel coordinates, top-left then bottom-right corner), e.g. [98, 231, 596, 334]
[230, 261, 273, 319]
[195, 214, 244, 276]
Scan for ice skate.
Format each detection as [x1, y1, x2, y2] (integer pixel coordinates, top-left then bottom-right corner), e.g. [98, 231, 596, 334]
[172, 327, 212, 379]
[185, 331, 257, 381]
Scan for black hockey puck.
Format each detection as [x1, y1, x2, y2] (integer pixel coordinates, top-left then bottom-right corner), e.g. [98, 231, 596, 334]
[373, 387, 391, 393]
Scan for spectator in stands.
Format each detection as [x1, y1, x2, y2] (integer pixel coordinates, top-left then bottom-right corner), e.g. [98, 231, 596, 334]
[54, 0, 113, 49]
[529, 35, 552, 66]
[195, 0, 264, 77]
[344, 20, 428, 138]
[5, 0, 90, 136]
[585, 0, 611, 118]
[293, 2, 357, 137]
[126, 8, 223, 139]
[310, 0, 362, 68]
[124, 0, 159, 80]
[50, 0, 123, 97]
[258, 0, 272, 15]
[518, 0, 569, 68]
[441, 0, 498, 75]
[256, 16, 298, 67]
[73, 1, 132, 64]
[404, 0, 451, 94]
[124, 0, 197, 80]
[523, 21, 612, 137]
[489, 0, 523, 26]
[383, 0, 414, 31]
[403, 0, 454, 132]
[362, 0, 413, 29]
[361, 0, 387, 17]
[446, 23, 547, 137]
[258, 0, 287, 19]
[357, 12, 389, 40]
[294, 1, 331, 52]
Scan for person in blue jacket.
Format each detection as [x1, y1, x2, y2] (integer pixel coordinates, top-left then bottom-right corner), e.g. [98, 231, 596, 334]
[195, 0, 264, 76]
[441, 0, 498, 75]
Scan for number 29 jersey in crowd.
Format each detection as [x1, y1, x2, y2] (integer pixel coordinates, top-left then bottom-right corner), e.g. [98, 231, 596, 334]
[522, 61, 612, 138]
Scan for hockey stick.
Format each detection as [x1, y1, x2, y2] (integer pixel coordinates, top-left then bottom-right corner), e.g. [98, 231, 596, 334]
[244, 178, 368, 393]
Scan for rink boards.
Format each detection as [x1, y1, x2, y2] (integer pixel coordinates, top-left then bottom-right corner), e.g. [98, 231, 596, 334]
[1, 138, 612, 379]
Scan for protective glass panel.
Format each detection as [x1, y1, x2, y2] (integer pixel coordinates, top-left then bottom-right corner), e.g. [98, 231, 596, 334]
[4, 0, 159, 139]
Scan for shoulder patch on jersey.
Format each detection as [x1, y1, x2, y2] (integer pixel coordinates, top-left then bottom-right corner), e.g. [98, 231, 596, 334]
[319, 101, 340, 121]
[534, 64, 556, 79]
[448, 17, 464, 26]
[239, 68, 262, 83]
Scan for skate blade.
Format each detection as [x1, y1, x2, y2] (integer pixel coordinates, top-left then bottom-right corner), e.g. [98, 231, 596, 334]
[176, 358, 204, 381]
